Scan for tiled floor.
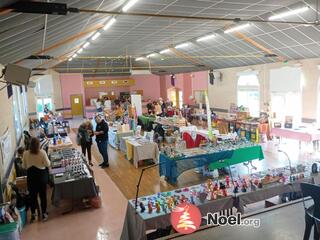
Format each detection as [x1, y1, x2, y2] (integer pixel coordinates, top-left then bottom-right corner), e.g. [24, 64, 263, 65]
[21, 127, 128, 240]
[20, 120, 320, 240]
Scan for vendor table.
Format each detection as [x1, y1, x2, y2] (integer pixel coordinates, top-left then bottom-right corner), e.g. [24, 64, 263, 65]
[160, 143, 263, 184]
[48, 136, 73, 152]
[125, 137, 159, 168]
[138, 115, 156, 131]
[120, 185, 233, 240]
[235, 175, 318, 213]
[271, 128, 320, 150]
[51, 176, 97, 206]
[108, 128, 134, 149]
[208, 145, 264, 171]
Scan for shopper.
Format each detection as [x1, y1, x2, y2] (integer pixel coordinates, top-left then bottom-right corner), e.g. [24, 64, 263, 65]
[22, 137, 50, 222]
[94, 115, 109, 168]
[78, 120, 94, 166]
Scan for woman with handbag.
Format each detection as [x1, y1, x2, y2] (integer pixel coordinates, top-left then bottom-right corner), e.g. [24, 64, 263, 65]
[78, 120, 94, 166]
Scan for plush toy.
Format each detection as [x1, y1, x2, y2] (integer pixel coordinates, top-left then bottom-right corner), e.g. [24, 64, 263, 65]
[148, 201, 153, 213]
[140, 202, 145, 213]
[226, 176, 230, 188]
[155, 201, 161, 213]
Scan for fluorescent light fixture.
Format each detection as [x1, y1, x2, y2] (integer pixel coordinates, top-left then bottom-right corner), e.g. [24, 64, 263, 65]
[269, 6, 309, 20]
[160, 49, 171, 54]
[68, 58, 73, 61]
[175, 42, 190, 49]
[135, 57, 145, 61]
[83, 42, 90, 48]
[122, 0, 139, 12]
[224, 23, 251, 33]
[146, 53, 156, 58]
[91, 32, 101, 41]
[103, 17, 116, 30]
[77, 48, 83, 54]
[196, 34, 216, 42]
[72, 53, 77, 58]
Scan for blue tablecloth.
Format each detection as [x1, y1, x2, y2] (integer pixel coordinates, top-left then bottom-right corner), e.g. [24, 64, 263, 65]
[159, 150, 233, 184]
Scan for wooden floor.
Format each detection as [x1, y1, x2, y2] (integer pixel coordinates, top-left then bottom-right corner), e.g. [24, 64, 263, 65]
[72, 128, 320, 200]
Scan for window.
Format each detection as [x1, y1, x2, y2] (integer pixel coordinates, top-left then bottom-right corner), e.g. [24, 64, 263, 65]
[270, 67, 302, 126]
[237, 73, 260, 117]
[12, 86, 22, 140]
[271, 93, 301, 126]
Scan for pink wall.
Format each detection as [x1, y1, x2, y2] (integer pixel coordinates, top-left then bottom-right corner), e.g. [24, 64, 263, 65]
[84, 74, 161, 105]
[129, 75, 160, 100]
[159, 70, 208, 104]
[84, 86, 130, 106]
[192, 71, 208, 91]
[60, 74, 85, 109]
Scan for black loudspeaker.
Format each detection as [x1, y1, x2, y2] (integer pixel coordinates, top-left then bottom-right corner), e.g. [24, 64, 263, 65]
[209, 69, 214, 85]
[171, 74, 175, 86]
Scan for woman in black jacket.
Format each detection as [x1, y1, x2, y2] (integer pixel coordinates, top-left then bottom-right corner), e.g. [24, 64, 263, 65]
[78, 120, 94, 166]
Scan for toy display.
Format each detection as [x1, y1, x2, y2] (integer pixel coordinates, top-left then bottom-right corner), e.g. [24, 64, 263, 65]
[49, 148, 92, 182]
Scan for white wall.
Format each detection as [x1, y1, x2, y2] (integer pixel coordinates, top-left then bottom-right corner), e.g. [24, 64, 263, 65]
[208, 58, 320, 120]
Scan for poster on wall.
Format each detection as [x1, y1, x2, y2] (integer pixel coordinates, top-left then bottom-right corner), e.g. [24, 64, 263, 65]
[0, 128, 12, 172]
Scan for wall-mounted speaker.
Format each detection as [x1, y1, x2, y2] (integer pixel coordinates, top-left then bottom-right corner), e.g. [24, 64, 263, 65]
[171, 74, 176, 86]
[209, 69, 214, 85]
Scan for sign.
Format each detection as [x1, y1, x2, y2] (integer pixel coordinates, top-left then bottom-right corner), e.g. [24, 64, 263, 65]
[84, 79, 135, 88]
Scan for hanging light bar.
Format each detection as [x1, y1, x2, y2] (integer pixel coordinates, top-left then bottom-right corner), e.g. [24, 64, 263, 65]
[91, 32, 101, 41]
[103, 17, 117, 30]
[77, 48, 83, 54]
[72, 53, 77, 58]
[83, 42, 90, 48]
[135, 57, 145, 61]
[224, 23, 251, 33]
[160, 49, 171, 54]
[175, 42, 189, 49]
[196, 34, 216, 42]
[146, 53, 156, 58]
[269, 6, 309, 20]
[122, 0, 139, 12]
[68, 58, 73, 61]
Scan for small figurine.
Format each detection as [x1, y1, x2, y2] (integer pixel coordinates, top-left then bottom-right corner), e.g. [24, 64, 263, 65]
[140, 202, 145, 213]
[162, 202, 167, 213]
[233, 186, 239, 194]
[180, 194, 187, 203]
[190, 195, 195, 205]
[155, 201, 161, 213]
[167, 198, 173, 210]
[258, 182, 263, 189]
[249, 180, 256, 192]
[241, 185, 247, 192]
[213, 182, 219, 191]
[222, 188, 228, 197]
[226, 176, 230, 188]
[148, 201, 153, 213]
[219, 182, 226, 190]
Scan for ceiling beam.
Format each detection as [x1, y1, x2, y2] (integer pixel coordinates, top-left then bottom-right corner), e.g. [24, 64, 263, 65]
[15, 23, 103, 64]
[78, 8, 316, 26]
[234, 32, 285, 61]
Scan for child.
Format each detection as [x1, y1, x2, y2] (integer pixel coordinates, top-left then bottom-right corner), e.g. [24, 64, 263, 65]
[15, 147, 27, 177]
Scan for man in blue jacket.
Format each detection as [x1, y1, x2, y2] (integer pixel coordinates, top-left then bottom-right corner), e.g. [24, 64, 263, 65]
[94, 115, 109, 168]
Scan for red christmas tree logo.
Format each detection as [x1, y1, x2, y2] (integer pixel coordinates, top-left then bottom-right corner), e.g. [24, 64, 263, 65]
[171, 203, 201, 234]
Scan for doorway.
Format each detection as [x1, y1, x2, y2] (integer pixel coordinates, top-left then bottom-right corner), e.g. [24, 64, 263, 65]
[70, 94, 84, 116]
[36, 97, 53, 119]
[167, 87, 183, 108]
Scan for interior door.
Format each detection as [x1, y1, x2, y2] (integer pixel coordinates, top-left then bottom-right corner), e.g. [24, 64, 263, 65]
[70, 94, 84, 116]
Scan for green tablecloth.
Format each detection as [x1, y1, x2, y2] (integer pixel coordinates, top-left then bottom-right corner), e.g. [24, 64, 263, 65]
[208, 145, 264, 170]
[138, 115, 156, 130]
